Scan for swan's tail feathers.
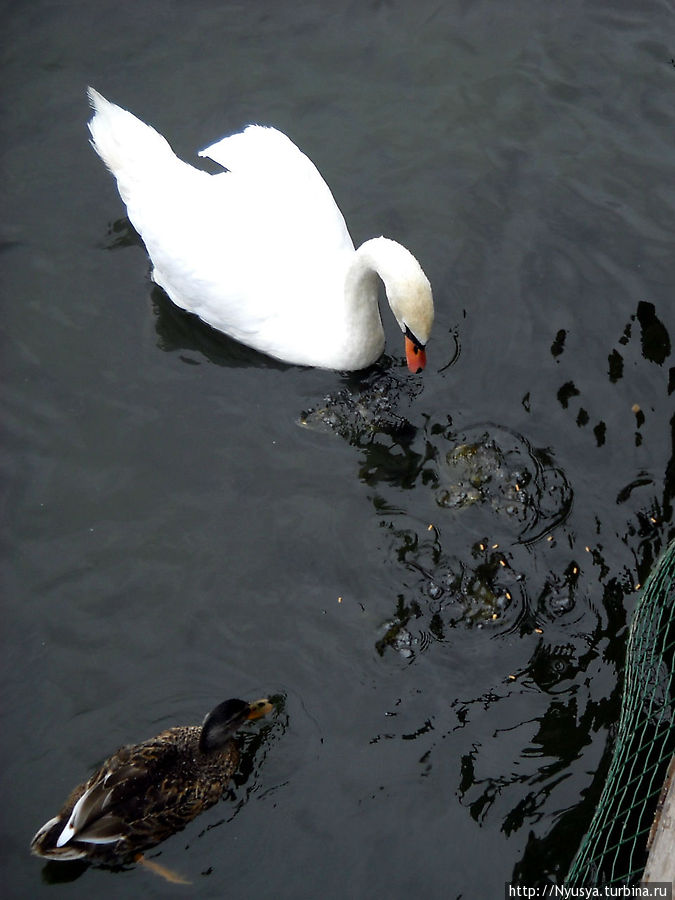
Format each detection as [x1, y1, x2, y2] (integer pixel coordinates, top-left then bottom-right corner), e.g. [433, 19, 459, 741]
[87, 88, 177, 203]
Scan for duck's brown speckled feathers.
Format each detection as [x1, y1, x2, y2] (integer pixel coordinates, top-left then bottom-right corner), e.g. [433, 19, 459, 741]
[30, 698, 271, 865]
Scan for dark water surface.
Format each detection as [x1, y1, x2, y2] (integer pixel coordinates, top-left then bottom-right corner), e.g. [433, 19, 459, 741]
[2, 1, 674, 897]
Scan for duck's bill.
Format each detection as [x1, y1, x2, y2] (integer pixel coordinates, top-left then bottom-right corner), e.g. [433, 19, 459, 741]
[246, 699, 274, 720]
[405, 334, 426, 373]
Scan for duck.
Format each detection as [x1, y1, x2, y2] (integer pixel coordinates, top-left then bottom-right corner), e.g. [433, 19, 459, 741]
[30, 697, 272, 866]
[86, 88, 434, 373]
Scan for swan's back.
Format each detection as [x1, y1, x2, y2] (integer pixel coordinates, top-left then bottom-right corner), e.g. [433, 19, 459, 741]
[87, 90, 357, 365]
[201, 124, 325, 182]
[200, 125, 354, 289]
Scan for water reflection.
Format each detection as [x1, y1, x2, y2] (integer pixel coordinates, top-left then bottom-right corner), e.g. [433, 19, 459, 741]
[40, 860, 88, 885]
[553, 299, 672, 453]
[151, 286, 291, 370]
[102, 216, 145, 252]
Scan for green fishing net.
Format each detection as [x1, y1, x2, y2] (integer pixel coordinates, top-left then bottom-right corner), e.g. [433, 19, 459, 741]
[567, 538, 675, 885]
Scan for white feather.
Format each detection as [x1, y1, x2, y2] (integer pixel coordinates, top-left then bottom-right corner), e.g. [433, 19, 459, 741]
[87, 89, 434, 371]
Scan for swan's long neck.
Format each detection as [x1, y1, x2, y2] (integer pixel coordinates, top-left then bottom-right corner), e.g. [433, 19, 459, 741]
[332, 241, 382, 369]
[347, 234, 428, 316]
[346, 237, 404, 304]
[338, 236, 425, 369]
[315, 237, 431, 371]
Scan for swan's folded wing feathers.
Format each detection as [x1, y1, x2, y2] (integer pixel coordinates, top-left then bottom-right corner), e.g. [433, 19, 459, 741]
[198, 125, 353, 252]
[141, 126, 356, 355]
[199, 125, 316, 177]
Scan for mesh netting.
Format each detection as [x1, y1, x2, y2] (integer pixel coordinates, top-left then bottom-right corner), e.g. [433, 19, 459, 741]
[567, 538, 675, 885]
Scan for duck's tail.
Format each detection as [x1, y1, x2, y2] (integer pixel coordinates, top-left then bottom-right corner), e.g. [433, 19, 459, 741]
[87, 87, 178, 205]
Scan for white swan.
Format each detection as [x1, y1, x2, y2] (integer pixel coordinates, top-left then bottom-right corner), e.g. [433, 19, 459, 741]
[87, 88, 434, 372]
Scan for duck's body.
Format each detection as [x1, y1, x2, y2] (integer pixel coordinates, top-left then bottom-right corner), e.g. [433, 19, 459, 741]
[87, 89, 433, 372]
[30, 698, 271, 865]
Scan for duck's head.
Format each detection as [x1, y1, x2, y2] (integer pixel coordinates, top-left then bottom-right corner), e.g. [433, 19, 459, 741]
[199, 698, 272, 753]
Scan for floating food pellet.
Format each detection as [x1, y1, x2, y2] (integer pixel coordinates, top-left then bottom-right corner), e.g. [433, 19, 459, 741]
[535, 627, 543, 634]
[632, 403, 641, 414]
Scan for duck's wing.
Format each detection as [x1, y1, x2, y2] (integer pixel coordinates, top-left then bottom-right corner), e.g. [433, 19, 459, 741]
[33, 730, 201, 859]
[30, 749, 144, 859]
[101, 735, 236, 854]
[51, 742, 167, 850]
[55, 779, 130, 847]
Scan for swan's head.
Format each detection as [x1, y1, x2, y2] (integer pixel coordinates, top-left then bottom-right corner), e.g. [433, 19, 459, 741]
[199, 698, 272, 753]
[358, 237, 434, 373]
[387, 274, 434, 374]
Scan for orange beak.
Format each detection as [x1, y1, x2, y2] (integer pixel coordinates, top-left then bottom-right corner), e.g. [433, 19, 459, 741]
[405, 333, 426, 373]
[246, 699, 274, 720]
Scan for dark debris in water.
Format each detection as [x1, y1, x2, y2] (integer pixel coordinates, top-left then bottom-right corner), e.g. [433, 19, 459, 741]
[368, 422, 601, 666]
[435, 435, 532, 517]
[376, 595, 422, 659]
[299, 361, 422, 446]
[295, 353, 668, 683]
[430, 425, 574, 546]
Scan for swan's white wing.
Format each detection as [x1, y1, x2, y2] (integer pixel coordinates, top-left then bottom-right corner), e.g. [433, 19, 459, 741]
[147, 126, 356, 361]
[198, 125, 355, 287]
[200, 124, 321, 179]
[89, 92, 358, 365]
